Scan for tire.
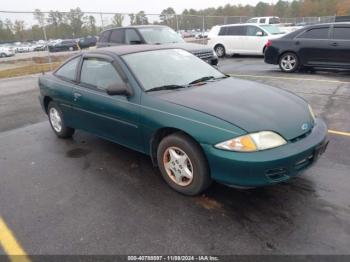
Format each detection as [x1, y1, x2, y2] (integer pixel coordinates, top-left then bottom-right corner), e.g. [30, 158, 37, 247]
[214, 44, 226, 58]
[157, 132, 211, 196]
[0, 53, 6, 58]
[47, 101, 75, 138]
[279, 52, 299, 73]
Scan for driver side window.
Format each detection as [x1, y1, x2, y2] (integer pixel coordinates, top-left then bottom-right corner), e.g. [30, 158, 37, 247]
[80, 58, 123, 91]
[246, 26, 264, 36]
[125, 29, 142, 44]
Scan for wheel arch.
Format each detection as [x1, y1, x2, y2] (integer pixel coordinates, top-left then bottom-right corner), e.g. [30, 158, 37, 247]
[43, 96, 53, 114]
[278, 50, 301, 64]
[149, 127, 207, 167]
[213, 43, 226, 55]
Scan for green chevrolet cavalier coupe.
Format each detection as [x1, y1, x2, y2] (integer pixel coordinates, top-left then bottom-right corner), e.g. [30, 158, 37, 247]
[38, 45, 328, 195]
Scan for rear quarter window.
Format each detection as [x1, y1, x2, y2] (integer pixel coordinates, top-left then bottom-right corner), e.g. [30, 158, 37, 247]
[219, 26, 246, 36]
[110, 29, 124, 44]
[99, 31, 111, 42]
[55, 56, 80, 81]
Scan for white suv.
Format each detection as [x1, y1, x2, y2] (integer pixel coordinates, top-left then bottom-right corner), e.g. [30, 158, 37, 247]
[207, 23, 285, 57]
[0, 46, 15, 58]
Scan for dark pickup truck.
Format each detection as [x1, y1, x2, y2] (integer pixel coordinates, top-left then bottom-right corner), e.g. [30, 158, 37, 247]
[97, 25, 218, 66]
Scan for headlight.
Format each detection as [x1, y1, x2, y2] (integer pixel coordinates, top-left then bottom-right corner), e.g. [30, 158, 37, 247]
[215, 131, 287, 152]
[308, 104, 316, 122]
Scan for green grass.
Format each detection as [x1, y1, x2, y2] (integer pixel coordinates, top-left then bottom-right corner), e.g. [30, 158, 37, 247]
[0, 62, 62, 79]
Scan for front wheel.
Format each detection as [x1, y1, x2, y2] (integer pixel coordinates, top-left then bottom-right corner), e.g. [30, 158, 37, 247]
[48, 101, 75, 138]
[157, 133, 211, 196]
[279, 52, 299, 73]
[214, 44, 226, 58]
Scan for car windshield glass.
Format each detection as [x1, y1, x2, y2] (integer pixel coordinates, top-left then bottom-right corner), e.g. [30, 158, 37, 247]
[138, 27, 184, 44]
[122, 49, 225, 91]
[260, 25, 284, 34]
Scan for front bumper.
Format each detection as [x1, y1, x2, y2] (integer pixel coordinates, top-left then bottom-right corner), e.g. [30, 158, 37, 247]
[202, 118, 328, 187]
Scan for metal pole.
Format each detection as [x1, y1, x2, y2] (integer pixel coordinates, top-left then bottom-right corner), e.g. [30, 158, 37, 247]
[42, 23, 52, 70]
[202, 16, 205, 45]
[100, 13, 104, 30]
[175, 14, 179, 32]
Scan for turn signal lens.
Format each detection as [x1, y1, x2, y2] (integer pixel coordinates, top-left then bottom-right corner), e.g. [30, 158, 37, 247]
[215, 131, 287, 152]
[215, 134, 257, 152]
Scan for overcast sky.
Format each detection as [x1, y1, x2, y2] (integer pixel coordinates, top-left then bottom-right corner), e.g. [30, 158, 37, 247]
[1, 0, 277, 14]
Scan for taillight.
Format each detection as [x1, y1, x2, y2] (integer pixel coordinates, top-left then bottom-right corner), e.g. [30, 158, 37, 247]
[266, 40, 272, 48]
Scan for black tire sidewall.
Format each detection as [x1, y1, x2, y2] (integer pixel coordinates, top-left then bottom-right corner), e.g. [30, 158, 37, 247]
[157, 133, 211, 196]
[279, 52, 299, 73]
[215, 45, 226, 58]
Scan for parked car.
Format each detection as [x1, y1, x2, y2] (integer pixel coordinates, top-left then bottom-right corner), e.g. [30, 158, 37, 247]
[48, 40, 79, 52]
[38, 45, 328, 195]
[246, 16, 281, 25]
[0, 46, 15, 57]
[195, 31, 209, 39]
[78, 36, 97, 49]
[33, 43, 47, 51]
[208, 23, 285, 57]
[16, 44, 33, 53]
[97, 25, 218, 65]
[264, 23, 350, 72]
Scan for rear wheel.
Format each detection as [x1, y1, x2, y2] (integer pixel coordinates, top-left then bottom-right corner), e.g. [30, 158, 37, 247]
[279, 52, 299, 73]
[214, 44, 226, 58]
[0, 53, 6, 58]
[48, 101, 75, 138]
[157, 133, 211, 196]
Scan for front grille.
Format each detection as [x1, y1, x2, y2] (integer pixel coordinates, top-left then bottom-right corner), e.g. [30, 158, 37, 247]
[290, 129, 312, 143]
[192, 50, 213, 60]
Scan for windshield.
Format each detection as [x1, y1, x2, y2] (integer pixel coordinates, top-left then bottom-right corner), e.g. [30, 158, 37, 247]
[260, 25, 284, 35]
[138, 27, 185, 44]
[123, 49, 225, 91]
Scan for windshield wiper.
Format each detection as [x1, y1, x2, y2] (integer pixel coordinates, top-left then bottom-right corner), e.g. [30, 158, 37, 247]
[146, 85, 187, 93]
[188, 75, 228, 85]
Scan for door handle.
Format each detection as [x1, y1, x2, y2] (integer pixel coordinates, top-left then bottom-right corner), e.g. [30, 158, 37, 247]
[73, 92, 82, 101]
[331, 42, 338, 47]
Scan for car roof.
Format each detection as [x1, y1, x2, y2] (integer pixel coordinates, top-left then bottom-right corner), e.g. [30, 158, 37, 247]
[219, 23, 266, 27]
[88, 45, 179, 56]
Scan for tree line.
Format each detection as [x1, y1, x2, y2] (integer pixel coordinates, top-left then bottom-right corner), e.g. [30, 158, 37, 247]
[1, 0, 350, 42]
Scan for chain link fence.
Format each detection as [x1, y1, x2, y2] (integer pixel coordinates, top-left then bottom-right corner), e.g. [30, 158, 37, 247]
[0, 10, 339, 78]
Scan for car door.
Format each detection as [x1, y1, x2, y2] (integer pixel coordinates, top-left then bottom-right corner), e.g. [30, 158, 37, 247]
[295, 26, 331, 66]
[244, 25, 266, 54]
[330, 25, 350, 67]
[71, 54, 143, 152]
[52, 56, 82, 127]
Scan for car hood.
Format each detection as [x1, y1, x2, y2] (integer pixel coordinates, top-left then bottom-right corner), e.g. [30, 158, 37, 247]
[157, 77, 313, 140]
[162, 42, 213, 53]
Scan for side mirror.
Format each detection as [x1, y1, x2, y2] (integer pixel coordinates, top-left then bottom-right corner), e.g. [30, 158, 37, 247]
[256, 31, 264, 37]
[106, 82, 132, 97]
